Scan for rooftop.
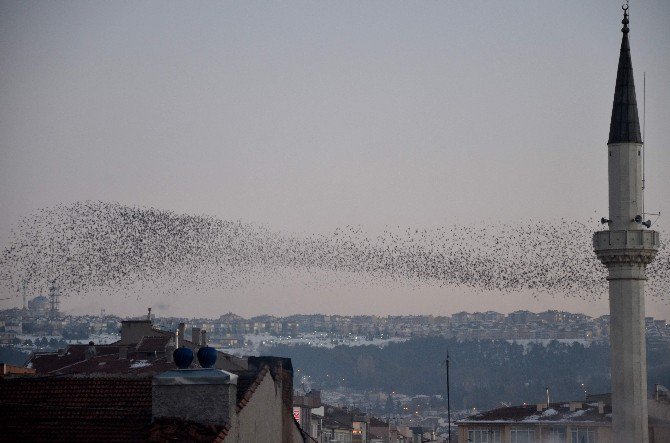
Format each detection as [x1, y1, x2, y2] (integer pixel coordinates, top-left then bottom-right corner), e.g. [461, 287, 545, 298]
[0, 376, 152, 442]
[460, 402, 611, 425]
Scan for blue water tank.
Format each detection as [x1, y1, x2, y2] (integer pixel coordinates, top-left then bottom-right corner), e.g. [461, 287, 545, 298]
[197, 346, 217, 368]
[173, 347, 193, 369]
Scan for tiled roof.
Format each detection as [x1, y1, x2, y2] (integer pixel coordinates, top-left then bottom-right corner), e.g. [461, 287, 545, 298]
[322, 405, 355, 429]
[29, 345, 120, 374]
[369, 416, 388, 427]
[322, 416, 353, 430]
[29, 343, 179, 376]
[45, 353, 178, 376]
[459, 402, 611, 424]
[0, 376, 152, 442]
[29, 346, 245, 375]
[148, 417, 229, 442]
[235, 365, 270, 412]
[30, 342, 246, 375]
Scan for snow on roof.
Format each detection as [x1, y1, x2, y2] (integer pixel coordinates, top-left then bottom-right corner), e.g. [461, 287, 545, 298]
[459, 402, 610, 424]
[129, 360, 151, 369]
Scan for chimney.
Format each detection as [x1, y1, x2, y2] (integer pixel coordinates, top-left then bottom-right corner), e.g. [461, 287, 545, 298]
[178, 323, 186, 341]
[152, 349, 238, 427]
[569, 402, 583, 412]
[85, 341, 97, 360]
[119, 347, 128, 359]
[201, 329, 207, 346]
[192, 327, 201, 345]
[165, 337, 175, 363]
[546, 387, 550, 406]
[598, 401, 605, 414]
[147, 307, 152, 321]
[120, 319, 154, 344]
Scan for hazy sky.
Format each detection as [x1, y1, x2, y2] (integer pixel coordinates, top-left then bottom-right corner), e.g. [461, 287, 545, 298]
[1, 1, 669, 320]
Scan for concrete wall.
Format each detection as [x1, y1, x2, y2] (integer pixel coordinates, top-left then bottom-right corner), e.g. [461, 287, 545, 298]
[648, 398, 670, 443]
[119, 320, 155, 344]
[648, 398, 670, 422]
[153, 382, 236, 425]
[650, 426, 670, 443]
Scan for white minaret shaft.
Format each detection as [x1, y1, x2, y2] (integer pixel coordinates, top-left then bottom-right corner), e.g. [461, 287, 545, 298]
[608, 138, 643, 230]
[593, 8, 659, 443]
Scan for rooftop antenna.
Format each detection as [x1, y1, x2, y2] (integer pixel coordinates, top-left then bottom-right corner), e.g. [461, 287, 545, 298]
[642, 71, 645, 216]
[640, 71, 661, 227]
[546, 387, 550, 406]
[21, 280, 27, 310]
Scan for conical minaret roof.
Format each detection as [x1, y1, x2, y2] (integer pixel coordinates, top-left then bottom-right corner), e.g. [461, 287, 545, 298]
[608, 8, 642, 144]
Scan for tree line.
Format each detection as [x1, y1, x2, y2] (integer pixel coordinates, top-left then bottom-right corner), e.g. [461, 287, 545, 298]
[264, 337, 670, 411]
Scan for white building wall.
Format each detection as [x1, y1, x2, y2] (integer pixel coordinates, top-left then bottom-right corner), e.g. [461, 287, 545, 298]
[233, 374, 283, 442]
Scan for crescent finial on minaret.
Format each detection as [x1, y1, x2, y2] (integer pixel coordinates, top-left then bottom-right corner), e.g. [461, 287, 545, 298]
[622, 4, 630, 34]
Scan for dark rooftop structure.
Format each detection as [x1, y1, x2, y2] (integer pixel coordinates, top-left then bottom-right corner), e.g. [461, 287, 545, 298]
[459, 401, 611, 425]
[6, 315, 308, 441]
[27, 318, 247, 376]
[457, 396, 670, 443]
[0, 361, 291, 442]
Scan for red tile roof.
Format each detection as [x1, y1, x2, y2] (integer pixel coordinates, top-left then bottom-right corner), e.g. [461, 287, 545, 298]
[29, 345, 120, 374]
[48, 353, 178, 376]
[148, 417, 229, 442]
[0, 376, 152, 442]
[29, 342, 247, 375]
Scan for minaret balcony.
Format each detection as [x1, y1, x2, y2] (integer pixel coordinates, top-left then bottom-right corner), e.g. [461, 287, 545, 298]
[593, 230, 659, 266]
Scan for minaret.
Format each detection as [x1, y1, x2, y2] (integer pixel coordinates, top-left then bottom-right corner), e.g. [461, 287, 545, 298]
[593, 6, 660, 443]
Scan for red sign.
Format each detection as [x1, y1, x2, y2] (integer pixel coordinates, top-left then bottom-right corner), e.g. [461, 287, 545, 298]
[293, 407, 301, 423]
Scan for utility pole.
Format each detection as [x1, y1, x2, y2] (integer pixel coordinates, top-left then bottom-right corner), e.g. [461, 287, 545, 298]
[446, 353, 451, 442]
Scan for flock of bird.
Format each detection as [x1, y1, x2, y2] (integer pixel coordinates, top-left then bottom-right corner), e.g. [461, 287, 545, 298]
[0, 201, 668, 301]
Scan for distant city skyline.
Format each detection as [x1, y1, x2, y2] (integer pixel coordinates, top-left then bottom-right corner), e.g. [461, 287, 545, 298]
[1, 1, 669, 320]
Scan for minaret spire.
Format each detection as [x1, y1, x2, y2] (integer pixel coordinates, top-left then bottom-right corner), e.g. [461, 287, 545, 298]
[608, 5, 642, 144]
[594, 4, 659, 443]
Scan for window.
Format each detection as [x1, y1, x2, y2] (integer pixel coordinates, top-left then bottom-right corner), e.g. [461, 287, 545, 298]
[511, 427, 535, 443]
[467, 428, 501, 443]
[547, 427, 567, 443]
[571, 427, 596, 443]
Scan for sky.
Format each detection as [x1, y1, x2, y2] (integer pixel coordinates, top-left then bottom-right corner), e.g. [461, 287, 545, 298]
[1, 1, 669, 320]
